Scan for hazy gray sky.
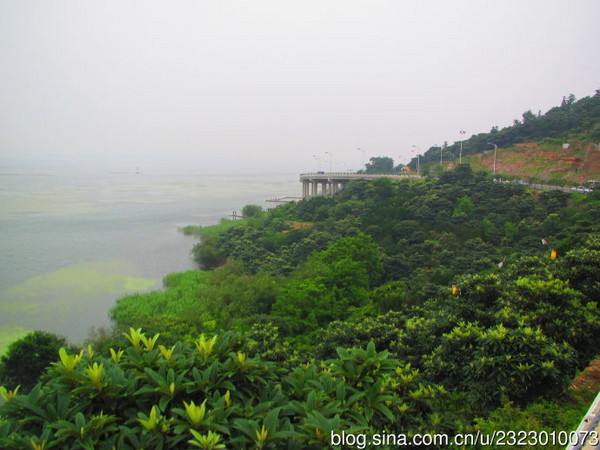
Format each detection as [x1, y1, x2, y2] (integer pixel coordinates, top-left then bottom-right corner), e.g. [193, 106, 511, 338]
[1, 0, 599, 172]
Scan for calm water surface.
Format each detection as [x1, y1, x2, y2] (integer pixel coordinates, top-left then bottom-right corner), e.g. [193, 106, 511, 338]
[0, 159, 299, 347]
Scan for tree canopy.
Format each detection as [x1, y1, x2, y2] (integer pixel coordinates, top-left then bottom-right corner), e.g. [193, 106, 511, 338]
[364, 156, 394, 174]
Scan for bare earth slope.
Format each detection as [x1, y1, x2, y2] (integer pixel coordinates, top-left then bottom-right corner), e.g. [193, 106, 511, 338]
[461, 141, 600, 185]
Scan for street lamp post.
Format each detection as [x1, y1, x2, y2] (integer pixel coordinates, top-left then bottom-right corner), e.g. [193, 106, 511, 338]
[459, 130, 466, 163]
[412, 145, 421, 176]
[324, 151, 333, 172]
[357, 147, 365, 171]
[313, 154, 321, 172]
[487, 142, 498, 176]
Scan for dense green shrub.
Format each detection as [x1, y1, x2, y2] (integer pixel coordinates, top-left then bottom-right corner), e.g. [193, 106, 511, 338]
[241, 204, 264, 218]
[425, 323, 576, 412]
[110, 270, 212, 337]
[0, 330, 457, 449]
[0, 331, 72, 393]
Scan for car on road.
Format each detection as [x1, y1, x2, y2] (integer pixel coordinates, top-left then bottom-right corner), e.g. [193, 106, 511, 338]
[573, 186, 593, 193]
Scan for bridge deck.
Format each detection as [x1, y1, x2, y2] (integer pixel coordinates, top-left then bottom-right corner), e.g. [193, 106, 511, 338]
[299, 172, 415, 180]
[299, 172, 420, 198]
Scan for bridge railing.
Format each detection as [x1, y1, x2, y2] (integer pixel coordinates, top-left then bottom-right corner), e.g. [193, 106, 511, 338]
[299, 171, 412, 174]
[299, 172, 417, 177]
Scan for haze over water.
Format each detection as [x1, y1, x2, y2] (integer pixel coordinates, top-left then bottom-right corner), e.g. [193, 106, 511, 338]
[0, 156, 299, 350]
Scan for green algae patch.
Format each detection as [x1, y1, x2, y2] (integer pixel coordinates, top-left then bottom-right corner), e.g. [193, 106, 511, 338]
[0, 324, 29, 356]
[124, 278, 158, 291]
[0, 260, 157, 325]
[0, 192, 104, 220]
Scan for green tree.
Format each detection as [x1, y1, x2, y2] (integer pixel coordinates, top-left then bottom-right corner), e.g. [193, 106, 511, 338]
[497, 275, 600, 365]
[241, 204, 264, 218]
[453, 195, 475, 218]
[559, 235, 600, 301]
[309, 232, 383, 285]
[0, 331, 71, 392]
[272, 234, 383, 335]
[522, 109, 536, 123]
[201, 262, 281, 326]
[426, 323, 576, 412]
[370, 280, 410, 312]
[364, 156, 394, 174]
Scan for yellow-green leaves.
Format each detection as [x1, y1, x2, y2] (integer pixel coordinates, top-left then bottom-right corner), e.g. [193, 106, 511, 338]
[123, 327, 160, 351]
[0, 385, 20, 402]
[236, 351, 246, 367]
[188, 429, 225, 449]
[183, 399, 207, 428]
[58, 348, 83, 372]
[84, 362, 104, 389]
[395, 364, 419, 386]
[487, 324, 508, 341]
[255, 425, 269, 444]
[159, 344, 176, 363]
[123, 327, 143, 350]
[109, 348, 124, 362]
[137, 405, 162, 432]
[397, 402, 409, 414]
[28, 438, 47, 450]
[223, 390, 232, 408]
[541, 360, 555, 370]
[194, 334, 217, 361]
[141, 333, 160, 351]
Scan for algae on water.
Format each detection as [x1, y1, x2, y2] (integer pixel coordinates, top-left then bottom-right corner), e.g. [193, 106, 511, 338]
[0, 260, 157, 342]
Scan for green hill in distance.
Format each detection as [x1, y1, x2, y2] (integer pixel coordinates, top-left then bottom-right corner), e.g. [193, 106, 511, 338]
[411, 90, 600, 185]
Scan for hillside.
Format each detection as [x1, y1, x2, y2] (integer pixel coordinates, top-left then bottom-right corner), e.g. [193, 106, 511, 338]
[412, 90, 600, 184]
[457, 139, 600, 185]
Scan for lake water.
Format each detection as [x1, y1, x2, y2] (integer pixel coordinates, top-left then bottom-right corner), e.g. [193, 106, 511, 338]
[0, 158, 300, 351]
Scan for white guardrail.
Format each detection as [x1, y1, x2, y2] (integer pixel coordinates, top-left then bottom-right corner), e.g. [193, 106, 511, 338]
[567, 389, 600, 450]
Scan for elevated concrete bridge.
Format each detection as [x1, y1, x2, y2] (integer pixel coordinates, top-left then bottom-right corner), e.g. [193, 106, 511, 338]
[299, 172, 418, 198]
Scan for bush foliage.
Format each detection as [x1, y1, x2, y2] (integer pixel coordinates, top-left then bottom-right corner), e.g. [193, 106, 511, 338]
[1, 330, 455, 449]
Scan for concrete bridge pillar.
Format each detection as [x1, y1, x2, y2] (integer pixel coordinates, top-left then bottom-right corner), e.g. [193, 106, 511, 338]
[300, 173, 407, 199]
[300, 179, 346, 198]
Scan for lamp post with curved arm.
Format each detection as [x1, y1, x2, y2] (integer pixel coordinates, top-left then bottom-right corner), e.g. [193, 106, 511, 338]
[324, 151, 333, 173]
[487, 142, 498, 176]
[459, 130, 466, 163]
[357, 147, 365, 171]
